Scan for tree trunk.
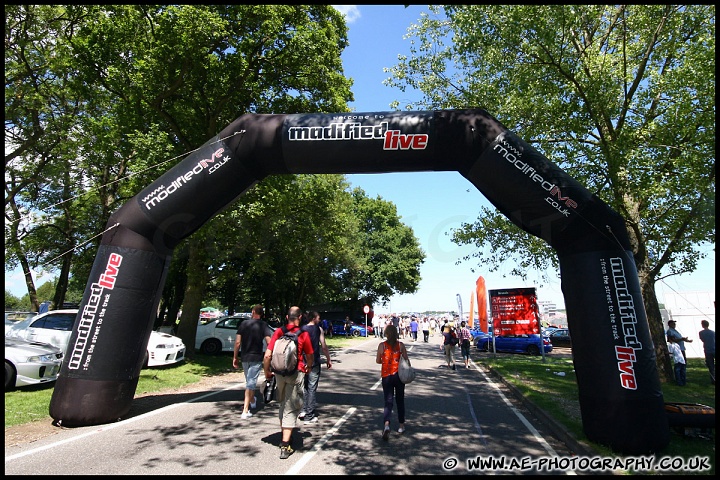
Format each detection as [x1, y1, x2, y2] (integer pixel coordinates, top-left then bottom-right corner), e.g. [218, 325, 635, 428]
[20, 258, 39, 312]
[640, 274, 674, 382]
[8, 197, 39, 311]
[175, 236, 210, 359]
[52, 250, 72, 309]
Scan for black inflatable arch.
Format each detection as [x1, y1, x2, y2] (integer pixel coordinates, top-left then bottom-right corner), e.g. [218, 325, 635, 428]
[49, 109, 669, 454]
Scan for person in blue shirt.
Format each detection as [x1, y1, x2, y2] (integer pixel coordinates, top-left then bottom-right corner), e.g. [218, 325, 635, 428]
[409, 316, 419, 342]
[321, 318, 332, 338]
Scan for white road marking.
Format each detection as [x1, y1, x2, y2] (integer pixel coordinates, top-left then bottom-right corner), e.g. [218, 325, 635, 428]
[284, 407, 357, 475]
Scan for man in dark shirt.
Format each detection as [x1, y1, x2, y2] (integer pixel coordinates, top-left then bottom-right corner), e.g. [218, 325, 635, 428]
[299, 311, 332, 424]
[232, 304, 273, 419]
[699, 320, 715, 385]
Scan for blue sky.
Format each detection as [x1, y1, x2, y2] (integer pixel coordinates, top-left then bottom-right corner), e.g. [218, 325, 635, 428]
[333, 5, 715, 314]
[5, 5, 714, 316]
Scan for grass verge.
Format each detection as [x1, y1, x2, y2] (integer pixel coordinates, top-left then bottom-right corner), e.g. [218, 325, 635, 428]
[476, 353, 715, 475]
[4, 335, 359, 428]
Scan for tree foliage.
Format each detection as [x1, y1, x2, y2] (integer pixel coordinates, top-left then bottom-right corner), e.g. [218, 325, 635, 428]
[350, 187, 425, 307]
[384, 5, 715, 380]
[6, 6, 425, 355]
[206, 174, 363, 318]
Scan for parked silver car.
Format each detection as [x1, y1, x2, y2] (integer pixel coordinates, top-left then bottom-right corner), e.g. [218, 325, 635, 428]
[5, 337, 63, 389]
[5, 311, 37, 333]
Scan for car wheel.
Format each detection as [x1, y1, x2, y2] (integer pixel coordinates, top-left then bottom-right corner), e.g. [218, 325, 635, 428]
[201, 338, 223, 355]
[5, 362, 16, 390]
[352, 329, 361, 337]
[527, 344, 540, 356]
[142, 351, 149, 369]
[480, 341, 489, 352]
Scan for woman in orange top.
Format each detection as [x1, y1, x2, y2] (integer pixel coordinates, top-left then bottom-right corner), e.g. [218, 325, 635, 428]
[376, 324, 410, 440]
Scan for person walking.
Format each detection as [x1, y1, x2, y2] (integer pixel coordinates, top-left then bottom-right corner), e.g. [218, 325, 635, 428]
[321, 317, 332, 338]
[442, 325, 457, 370]
[667, 337, 687, 386]
[373, 314, 383, 338]
[344, 316, 352, 336]
[232, 304, 273, 419]
[299, 311, 332, 424]
[263, 306, 315, 459]
[421, 317, 430, 343]
[698, 320, 715, 385]
[410, 316, 419, 342]
[398, 316, 406, 339]
[429, 317, 437, 337]
[376, 324, 409, 440]
[459, 321, 473, 368]
[391, 313, 400, 332]
[666, 320, 692, 361]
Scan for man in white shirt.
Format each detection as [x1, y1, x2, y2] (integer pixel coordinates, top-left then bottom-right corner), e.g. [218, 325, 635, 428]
[666, 319, 692, 361]
[667, 337, 686, 386]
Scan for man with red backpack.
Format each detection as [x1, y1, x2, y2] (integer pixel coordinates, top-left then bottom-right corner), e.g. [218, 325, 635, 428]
[263, 306, 314, 459]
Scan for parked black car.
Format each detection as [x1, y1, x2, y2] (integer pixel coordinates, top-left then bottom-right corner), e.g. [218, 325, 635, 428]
[548, 328, 571, 348]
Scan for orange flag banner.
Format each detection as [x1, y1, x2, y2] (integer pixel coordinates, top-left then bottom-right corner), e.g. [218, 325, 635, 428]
[477, 276, 488, 333]
[468, 290, 475, 328]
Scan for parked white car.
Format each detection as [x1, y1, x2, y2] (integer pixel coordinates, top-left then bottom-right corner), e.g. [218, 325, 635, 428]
[195, 313, 271, 355]
[5, 309, 186, 368]
[5, 337, 64, 389]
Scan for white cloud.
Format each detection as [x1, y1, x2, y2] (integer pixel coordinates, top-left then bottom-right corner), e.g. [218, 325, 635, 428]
[5, 268, 56, 297]
[332, 5, 361, 23]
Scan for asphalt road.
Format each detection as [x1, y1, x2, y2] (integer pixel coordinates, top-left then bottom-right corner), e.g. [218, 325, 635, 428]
[5, 336, 587, 475]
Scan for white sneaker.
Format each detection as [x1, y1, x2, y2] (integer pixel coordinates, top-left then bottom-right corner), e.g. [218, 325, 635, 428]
[303, 416, 318, 425]
[240, 412, 253, 419]
[250, 396, 257, 409]
[298, 411, 306, 420]
[398, 426, 405, 434]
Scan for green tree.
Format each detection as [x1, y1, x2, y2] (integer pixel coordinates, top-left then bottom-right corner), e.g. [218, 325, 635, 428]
[6, 6, 355, 354]
[5, 6, 157, 309]
[5, 5, 94, 311]
[66, 5, 354, 352]
[5, 291, 24, 311]
[198, 178, 426, 320]
[385, 5, 715, 380]
[350, 188, 425, 308]
[216, 174, 362, 317]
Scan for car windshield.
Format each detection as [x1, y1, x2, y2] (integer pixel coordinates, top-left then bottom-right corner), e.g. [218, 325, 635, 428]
[215, 316, 248, 329]
[34, 314, 76, 331]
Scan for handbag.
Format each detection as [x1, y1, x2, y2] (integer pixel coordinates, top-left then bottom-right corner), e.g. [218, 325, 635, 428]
[263, 375, 276, 403]
[398, 356, 416, 384]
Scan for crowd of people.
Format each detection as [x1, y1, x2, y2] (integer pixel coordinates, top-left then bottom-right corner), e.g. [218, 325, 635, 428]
[233, 306, 715, 460]
[232, 308, 468, 458]
[666, 318, 715, 387]
[370, 313, 458, 341]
